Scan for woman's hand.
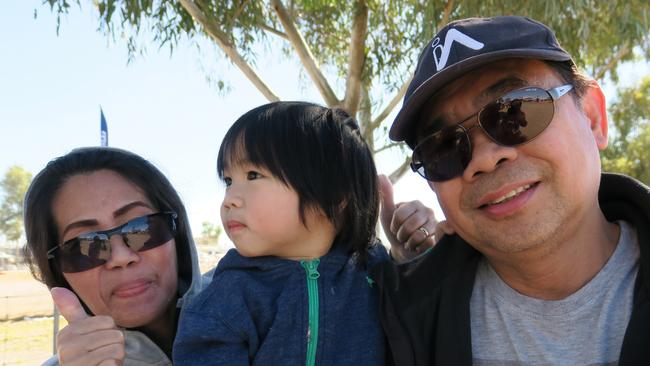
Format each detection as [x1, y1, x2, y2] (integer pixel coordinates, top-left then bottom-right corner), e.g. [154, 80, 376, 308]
[378, 175, 455, 263]
[51, 287, 125, 366]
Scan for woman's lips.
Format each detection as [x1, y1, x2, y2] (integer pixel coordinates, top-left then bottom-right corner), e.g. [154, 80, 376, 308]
[112, 279, 152, 298]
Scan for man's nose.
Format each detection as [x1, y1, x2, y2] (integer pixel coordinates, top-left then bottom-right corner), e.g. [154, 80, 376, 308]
[461, 129, 518, 181]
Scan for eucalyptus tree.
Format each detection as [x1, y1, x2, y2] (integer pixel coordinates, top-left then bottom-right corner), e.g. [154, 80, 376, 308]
[0, 166, 32, 243]
[602, 76, 650, 185]
[43, 0, 650, 180]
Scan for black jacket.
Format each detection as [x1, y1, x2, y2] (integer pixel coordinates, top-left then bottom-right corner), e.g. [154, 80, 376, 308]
[372, 173, 650, 365]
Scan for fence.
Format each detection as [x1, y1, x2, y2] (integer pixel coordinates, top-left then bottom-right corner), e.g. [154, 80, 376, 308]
[0, 244, 228, 365]
[1, 292, 59, 366]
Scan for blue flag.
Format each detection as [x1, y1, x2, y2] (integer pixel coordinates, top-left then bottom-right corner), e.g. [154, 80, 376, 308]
[100, 108, 108, 147]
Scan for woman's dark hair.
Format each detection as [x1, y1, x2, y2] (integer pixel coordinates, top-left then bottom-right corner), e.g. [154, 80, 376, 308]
[217, 101, 379, 264]
[23, 147, 194, 299]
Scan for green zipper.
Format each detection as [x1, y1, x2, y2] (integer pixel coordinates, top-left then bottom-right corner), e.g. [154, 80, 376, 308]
[301, 259, 320, 366]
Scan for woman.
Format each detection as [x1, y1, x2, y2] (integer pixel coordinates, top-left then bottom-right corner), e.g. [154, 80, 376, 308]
[23, 146, 438, 365]
[23, 147, 203, 365]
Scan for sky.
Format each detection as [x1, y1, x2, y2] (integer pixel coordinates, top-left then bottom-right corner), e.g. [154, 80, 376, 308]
[0, 1, 445, 245]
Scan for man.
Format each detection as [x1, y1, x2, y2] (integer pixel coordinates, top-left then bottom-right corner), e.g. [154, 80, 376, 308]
[374, 16, 650, 365]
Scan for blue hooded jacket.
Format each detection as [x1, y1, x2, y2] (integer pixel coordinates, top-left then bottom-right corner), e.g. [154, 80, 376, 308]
[173, 244, 388, 365]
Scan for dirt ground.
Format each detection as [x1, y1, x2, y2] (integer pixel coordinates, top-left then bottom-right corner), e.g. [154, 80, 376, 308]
[0, 270, 57, 366]
[0, 270, 53, 320]
[0, 250, 226, 365]
[0, 248, 227, 321]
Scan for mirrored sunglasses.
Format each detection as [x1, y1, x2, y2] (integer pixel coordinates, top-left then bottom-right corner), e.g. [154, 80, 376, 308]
[411, 84, 573, 182]
[47, 211, 178, 273]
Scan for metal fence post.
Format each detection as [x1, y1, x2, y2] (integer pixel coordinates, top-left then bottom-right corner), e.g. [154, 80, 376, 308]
[53, 305, 59, 355]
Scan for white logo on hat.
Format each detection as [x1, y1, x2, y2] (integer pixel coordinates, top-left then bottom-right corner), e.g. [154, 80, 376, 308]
[431, 29, 484, 71]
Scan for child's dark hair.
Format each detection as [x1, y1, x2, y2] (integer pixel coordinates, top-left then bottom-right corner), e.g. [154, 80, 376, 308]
[217, 101, 379, 264]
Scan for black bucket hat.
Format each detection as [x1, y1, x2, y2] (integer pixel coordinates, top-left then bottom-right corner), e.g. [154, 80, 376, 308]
[390, 16, 574, 148]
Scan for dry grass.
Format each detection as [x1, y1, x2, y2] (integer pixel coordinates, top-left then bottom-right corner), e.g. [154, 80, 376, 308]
[1, 316, 68, 366]
[0, 270, 52, 320]
[0, 246, 227, 366]
[0, 270, 60, 365]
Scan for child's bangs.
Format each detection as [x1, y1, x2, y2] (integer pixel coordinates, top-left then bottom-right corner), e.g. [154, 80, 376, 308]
[218, 134, 249, 175]
[217, 123, 288, 186]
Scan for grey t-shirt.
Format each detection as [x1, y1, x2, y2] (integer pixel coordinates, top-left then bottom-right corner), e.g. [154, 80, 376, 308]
[470, 221, 639, 366]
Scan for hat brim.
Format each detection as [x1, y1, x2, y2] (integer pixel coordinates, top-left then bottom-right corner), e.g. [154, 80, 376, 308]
[390, 49, 573, 147]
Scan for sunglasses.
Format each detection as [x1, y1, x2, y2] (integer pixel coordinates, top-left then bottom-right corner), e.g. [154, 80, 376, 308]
[47, 212, 178, 273]
[411, 84, 573, 182]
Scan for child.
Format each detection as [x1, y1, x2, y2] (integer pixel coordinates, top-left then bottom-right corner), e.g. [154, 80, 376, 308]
[174, 101, 387, 365]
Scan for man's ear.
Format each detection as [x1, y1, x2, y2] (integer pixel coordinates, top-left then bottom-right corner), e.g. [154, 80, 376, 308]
[581, 82, 609, 150]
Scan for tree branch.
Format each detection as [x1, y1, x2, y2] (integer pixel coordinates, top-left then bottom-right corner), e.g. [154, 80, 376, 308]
[358, 85, 373, 149]
[593, 41, 631, 81]
[260, 23, 288, 39]
[0, 212, 19, 223]
[226, 0, 250, 31]
[374, 141, 402, 154]
[441, 0, 455, 27]
[370, 76, 412, 129]
[179, 0, 280, 101]
[388, 157, 411, 183]
[343, 0, 368, 115]
[270, 0, 340, 107]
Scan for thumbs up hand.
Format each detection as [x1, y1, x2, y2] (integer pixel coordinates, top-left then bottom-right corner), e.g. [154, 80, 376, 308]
[378, 174, 454, 263]
[51, 287, 125, 366]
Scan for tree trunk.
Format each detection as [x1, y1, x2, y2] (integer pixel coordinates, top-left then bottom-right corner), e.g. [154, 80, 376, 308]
[358, 84, 374, 152]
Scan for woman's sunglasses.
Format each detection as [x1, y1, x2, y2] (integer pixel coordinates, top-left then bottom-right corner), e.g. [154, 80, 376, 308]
[47, 211, 178, 273]
[411, 84, 573, 182]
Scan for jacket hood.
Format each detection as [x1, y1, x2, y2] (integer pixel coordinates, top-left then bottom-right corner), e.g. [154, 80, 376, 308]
[214, 245, 351, 275]
[215, 243, 388, 276]
[598, 172, 650, 296]
[175, 234, 204, 309]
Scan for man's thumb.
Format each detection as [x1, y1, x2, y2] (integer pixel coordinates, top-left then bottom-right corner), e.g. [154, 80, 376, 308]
[51, 287, 89, 323]
[378, 174, 396, 225]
